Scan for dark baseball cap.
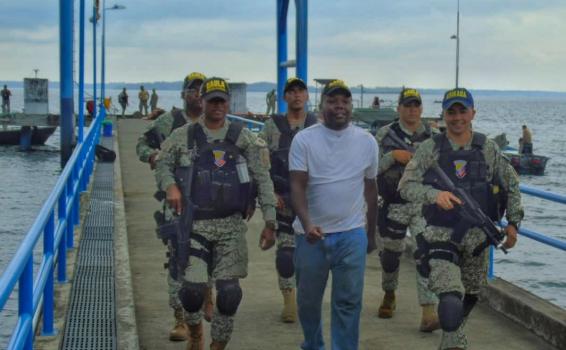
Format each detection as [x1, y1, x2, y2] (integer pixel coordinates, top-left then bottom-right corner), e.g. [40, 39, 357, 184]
[322, 79, 351, 97]
[200, 77, 230, 101]
[442, 88, 474, 110]
[183, 72, 206, 90]
[284, 77, 307, 93]
[398, 88, 422, 105]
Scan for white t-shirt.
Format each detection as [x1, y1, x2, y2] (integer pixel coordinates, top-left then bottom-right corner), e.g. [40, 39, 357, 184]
[289, 123, 379, 234]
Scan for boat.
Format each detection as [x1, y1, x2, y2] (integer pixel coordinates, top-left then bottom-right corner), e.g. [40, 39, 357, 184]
[506, 152, 549, 175]
[0, 126, 56, 145]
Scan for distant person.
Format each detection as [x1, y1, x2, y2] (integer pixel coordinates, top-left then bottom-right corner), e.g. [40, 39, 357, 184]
[371, 96, 380, 109]
[266, 88, 276, 115]
[1, 85, 12, 114]
[520, 124, 533, 154]
[290, 79, 378, 350]
[118, 88, 129, 117]
[138, 85, 149, 116]
[150, 88, 159, 112]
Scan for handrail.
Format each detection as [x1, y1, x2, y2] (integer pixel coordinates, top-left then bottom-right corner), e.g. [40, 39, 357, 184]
[0, 108, 106, 350]
[227, 113, 265, 131]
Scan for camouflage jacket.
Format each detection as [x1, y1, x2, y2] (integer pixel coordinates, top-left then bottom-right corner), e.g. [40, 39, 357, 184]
[398, 132, 524, 225]
[258, 114, 316, 151]
[136, 109, 195, 163]
[155, 119, 277, 223]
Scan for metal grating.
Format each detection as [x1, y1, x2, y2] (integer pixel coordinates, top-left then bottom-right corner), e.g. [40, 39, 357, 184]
[62, 138, 117, 350]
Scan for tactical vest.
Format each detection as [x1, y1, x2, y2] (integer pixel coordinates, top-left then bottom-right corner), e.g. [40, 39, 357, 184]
[269, 112, 317, 194]
[422, 133, 499, 229]
[188, 122, 251, 220]
[377, 121, 432, 203]
[171, 108, 188, 132]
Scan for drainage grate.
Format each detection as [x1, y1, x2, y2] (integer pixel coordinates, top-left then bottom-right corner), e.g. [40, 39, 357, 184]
[62, 138, 117, 350]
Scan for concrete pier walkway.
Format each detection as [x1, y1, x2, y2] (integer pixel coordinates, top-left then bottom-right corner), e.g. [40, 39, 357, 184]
[117, 119, 556, 350]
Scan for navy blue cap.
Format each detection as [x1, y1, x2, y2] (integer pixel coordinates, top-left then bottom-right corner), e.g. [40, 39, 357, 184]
[442, 88, 474, 110]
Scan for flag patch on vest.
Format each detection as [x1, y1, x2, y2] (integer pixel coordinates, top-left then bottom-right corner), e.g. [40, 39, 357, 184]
[454, 160, 467, 178]
[213, 150, 226, 167]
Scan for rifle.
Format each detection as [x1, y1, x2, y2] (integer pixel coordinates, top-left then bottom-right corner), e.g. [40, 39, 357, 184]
[383, 129, 508, 253]
[157, 165, 196, 278]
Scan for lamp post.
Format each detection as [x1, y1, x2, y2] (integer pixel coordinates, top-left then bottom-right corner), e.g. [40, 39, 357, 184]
[451, 0, 461, 88]
[101, 2, 126, 109]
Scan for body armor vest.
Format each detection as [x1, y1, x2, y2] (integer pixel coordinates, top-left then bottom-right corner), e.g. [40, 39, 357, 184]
[269, 112, 317, 194]
[378, 121, 432, 203]
[422, 132, 499, 228]
[188, 122, 251, 220]
[171, 108, 187, 132]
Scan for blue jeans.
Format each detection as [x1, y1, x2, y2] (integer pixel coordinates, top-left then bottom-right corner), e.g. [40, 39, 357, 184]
[295, 227, 367, 350]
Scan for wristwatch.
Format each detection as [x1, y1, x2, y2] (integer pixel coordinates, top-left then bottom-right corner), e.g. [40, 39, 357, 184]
[266, 220, 278, 230]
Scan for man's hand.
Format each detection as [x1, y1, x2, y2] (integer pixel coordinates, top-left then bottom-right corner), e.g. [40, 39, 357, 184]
[392, 150, 413, 165]
[435, 191, 462, 210]
[259, 225, 276, 250]
[149, 152, 158, 170]
[306, 226, 324, 244]
[276, 194, 286, 210]
[166, 184, 183, 215]
[503, 224, 518, 249]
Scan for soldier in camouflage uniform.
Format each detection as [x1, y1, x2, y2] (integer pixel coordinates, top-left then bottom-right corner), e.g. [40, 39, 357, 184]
[136, 72, 215, 342]
[155, 77, 277, 350]
[375, 88, 440, 331]
[258, 77, 317, 323]
[398, 88, 522, 350]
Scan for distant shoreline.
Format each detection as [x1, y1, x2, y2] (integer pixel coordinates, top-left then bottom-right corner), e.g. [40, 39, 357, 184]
[1, 80, 565, 97]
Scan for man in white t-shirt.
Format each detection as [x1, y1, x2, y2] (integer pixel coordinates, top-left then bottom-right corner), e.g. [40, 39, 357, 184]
[289, 79, 379, 350]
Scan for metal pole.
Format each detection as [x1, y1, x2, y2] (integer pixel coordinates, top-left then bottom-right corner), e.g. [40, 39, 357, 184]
[296, 0, 308, 86]
[101, 0, 106, 107]
[60, 0, 75, 167]
[456, 0, 460, 88]
[93, 1, 97, 120]
[78, 0, 85, 143]
[276, 0, 289, 114]
[360, 84, 364, 108]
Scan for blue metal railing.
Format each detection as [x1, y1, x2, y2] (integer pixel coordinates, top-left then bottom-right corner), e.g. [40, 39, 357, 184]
[227, 114, 265, 131]
[489, 183, 566, 278]
[0, 109, 106, 349]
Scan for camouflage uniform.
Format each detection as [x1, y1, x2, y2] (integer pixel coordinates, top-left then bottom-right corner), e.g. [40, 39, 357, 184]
[398, 133, 523, 350]
[155, 119, 276, 343]
[375, 122, 438, 305]
[135, 107, 195, 311]
[258, 116, 312, 291]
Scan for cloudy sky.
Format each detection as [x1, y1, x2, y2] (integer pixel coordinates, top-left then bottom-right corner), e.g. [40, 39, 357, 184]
[1, 0, 565, 91]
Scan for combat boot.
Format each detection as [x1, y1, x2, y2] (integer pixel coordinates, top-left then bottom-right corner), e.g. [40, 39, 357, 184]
[187, 322, 204, 350]
[419, 304, 440, 332]
[169, 307, 188, 341]
[378, 291, 396, 318]
[281, 288, 297, 323]
[210, 340, 227, 350]
[203, 287, 214, 323]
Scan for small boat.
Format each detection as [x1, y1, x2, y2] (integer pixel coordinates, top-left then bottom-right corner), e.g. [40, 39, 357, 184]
[505, 152, 549, 175]
[0, 126, 57, 145]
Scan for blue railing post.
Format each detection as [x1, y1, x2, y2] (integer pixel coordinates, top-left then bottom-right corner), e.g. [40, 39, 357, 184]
[73, 165, 80, 227]
[93, 1, 98, 119]
[57, 192, 68, 283]
[66, 180, 74, 249]
[60, 0, 75, 167]
[488, 246, 494, 280]
[276, 0, 289, 114]
[19, 258, 34, 350]
[295, 0, 308, 84]
[42, 212, 56, 336]
[78, 0, 85, 143]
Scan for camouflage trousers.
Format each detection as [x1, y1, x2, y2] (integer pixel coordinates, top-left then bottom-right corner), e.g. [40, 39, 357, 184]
[166, 241, 183, 309]
[422, 225, 489, 350]
[379, 203, 437, 305]
[182, 214, 248, 343]
[276, 207, 295, 291]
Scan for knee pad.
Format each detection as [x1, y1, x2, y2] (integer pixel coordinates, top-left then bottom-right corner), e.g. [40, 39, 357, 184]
[380, 249, 402, 273]
[178, 282, 207, 313]
[463, 293, 478, 318]
[438, 292, 463, 332]
[276, 247, 295, 278]
[216, 279, 243, 316]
